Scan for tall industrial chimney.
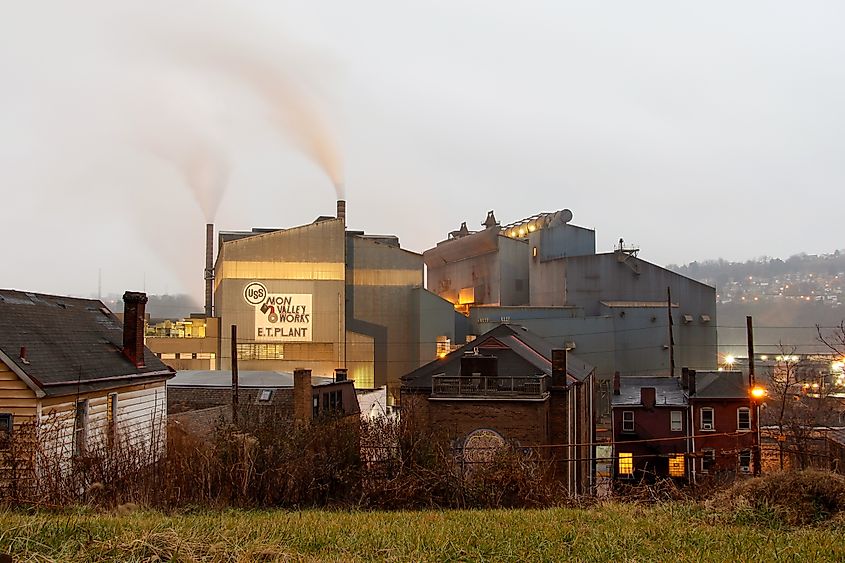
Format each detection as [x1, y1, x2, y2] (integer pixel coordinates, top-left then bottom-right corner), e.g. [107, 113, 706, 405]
[337, 200, 346, 223]
[204, 223, 214, 317]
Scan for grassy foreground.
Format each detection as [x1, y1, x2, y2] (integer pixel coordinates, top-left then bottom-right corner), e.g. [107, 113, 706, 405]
[1, 503, 843, 562]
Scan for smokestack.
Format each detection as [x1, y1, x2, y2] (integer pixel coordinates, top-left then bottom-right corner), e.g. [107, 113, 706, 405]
[337, 199, 346, 223]
[205, 223, 214, 317]
[122, 291, 148, 368]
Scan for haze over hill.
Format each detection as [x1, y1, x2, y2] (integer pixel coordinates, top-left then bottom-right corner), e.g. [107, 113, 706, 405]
[668, 250, 845, 355]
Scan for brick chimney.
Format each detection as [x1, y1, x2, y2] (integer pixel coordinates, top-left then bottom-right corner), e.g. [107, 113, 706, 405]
[122, 291, 148, 368]
[640, 387, 656, 408]
[613, 371, 621, 395]
[688, 369, 697, 396]
[551, 348, 567, 387]
[293, 368, 313, 425]
[681, 367, 689, 390]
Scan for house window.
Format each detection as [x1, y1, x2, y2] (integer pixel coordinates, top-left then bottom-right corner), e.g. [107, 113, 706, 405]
[107, 393, 118, 448]
[739, 450, 752, 473]
[669, 454, 685, 477]
[700, 407, 715, 431]
[737, 407, 751, 431]
[622, 411, 635, 432]
[258, 389, 273, 402]
[618, 452, 633, 476]
[670, 410, 683, 432]
[312, 396, 319, 417]
[73, 399, 89, 456]
[702, 448, 715, 472]
[0, 413, 12, 443]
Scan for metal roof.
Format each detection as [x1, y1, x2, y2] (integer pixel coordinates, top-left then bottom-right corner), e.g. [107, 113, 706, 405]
[0, 289, 173, 397]
[611, 376, 687, 406]
[600, 301, 679, 308]
[168, 370, 334, 388]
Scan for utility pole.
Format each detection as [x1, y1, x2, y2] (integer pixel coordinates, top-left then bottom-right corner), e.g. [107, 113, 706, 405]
[668, 286, 675, 378]
[747, 315, 761, 476]
[231, 324, 239, 426]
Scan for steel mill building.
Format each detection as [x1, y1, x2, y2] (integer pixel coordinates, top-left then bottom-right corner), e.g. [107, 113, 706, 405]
[424, 209, 718, 415]
[209, 202, 457, 395]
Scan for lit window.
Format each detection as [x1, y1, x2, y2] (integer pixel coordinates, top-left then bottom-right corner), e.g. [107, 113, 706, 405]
[622, 411, 635, 432]
[669, 454, 685, 477]
[739, 450, 751, 473]
[670, 410, 683, 432]
[618, 452, 633, 476]
[236, 343, 284, 360]
[737, 407, 751, 431]
[702, 448, 715, 472]
[700, 408, 715, 431]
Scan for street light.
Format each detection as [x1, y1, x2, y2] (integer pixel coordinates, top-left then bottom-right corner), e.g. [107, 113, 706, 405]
[749, 385, 767, 476]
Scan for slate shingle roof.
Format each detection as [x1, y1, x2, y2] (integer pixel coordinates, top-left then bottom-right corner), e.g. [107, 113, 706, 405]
[0, 290, 174, 397]
[692, 370, 748, 400]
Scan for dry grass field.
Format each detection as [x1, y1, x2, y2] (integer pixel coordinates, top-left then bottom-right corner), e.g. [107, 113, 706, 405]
[2, 502, 844, 562]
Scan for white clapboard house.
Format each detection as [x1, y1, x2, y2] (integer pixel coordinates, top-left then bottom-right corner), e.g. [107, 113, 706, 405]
[0, 289, 174, 476]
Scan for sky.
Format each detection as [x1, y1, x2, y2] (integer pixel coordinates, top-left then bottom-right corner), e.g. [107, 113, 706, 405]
[1, 1, 843, 303]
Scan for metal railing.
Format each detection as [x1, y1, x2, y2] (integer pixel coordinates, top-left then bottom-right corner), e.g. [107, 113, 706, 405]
[432, 374, 550, 398]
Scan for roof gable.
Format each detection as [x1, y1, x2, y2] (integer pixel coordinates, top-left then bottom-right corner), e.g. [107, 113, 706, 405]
[402, 324, 593, 390]
[0, 290, 174, 397]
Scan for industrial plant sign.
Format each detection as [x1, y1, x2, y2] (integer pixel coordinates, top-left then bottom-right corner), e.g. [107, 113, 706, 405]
[243, 282, 312, 341]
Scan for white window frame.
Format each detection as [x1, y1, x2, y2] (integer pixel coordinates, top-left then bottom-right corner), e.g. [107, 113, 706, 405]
[701, 448, 716, 473]
[738, 449, 751, 473]
[700, 407, 715, 431]
[622, 410, 635, 432]
[737, 407, 751, 431]
[670, 410, 683, 432]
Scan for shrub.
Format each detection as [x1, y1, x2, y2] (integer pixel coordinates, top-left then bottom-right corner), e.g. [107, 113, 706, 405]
[709, 470, 845, 526]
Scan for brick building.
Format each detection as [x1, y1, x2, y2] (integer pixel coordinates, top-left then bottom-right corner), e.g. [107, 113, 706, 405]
[611, 369, 757, 483]
[167, 368, 359, 435]
[401, 324, 595, 496]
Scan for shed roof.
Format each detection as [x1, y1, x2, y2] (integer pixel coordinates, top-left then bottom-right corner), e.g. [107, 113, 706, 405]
[0, 290, 174, 397]
[611, 376, 687, 406]
[168, 370, 334, 388]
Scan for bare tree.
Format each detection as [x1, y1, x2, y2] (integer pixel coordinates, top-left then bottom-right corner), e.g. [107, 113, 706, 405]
[762, 344, 842, 470]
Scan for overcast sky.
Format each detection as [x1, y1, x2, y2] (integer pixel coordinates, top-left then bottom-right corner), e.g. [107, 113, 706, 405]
[1, 1, 843, 302]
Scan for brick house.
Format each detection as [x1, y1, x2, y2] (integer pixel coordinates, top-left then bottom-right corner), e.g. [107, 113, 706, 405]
[611, 369, 757, 483]
[401, 324, 595, 496]
[167, 367, 360, 436]
[0, 290, 175, 480]
[687, 370, 756, 479]
[611, 376, 689, 481]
